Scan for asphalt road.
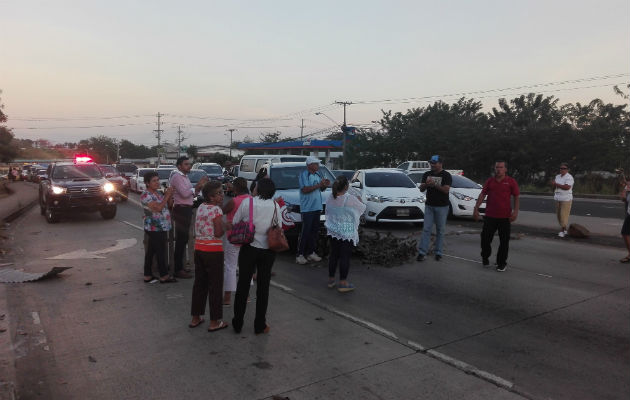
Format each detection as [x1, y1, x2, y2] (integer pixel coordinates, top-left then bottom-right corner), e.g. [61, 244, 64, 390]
[519, 194, 626, 219]
[1, 194, 628, 400]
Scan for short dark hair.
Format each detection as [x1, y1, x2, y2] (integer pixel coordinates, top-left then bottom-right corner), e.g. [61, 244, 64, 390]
[495, 160, 507, 168]
[144, 171, 159, 185]
[560, 162, 569, 169]
[255, 178, 276, 200]
[202, 180, 222, 200]
[176, 156, 189, 166]
[232, 177, 248, 195]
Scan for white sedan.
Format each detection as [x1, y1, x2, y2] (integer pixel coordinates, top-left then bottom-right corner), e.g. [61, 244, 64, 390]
[129, 168, 155, 193]
[407, 173, 485, 218]
[349, 168, 425, 225]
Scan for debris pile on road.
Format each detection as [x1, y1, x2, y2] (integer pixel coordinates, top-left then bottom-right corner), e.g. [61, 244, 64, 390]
[355, 229, 418, 267]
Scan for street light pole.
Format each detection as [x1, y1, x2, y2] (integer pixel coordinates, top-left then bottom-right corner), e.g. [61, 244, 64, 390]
[227, 129, 237, 158]
[334, 101, 352, 169]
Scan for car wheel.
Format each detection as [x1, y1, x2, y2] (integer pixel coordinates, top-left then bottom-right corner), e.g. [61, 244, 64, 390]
[359, 214, 367, 227]
[448, 204, 454, 219]
[100, 206, 117, 220]
[45, 205, 59, 223]
[40, 200, 46, 216]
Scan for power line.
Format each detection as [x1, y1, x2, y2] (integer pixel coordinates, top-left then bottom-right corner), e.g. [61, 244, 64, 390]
[9, 114, 155, 121]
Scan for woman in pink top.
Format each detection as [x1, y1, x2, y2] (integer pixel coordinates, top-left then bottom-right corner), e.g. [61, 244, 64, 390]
[221, 178, 250, 305]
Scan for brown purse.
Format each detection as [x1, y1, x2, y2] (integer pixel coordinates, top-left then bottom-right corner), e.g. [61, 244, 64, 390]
[267, 205, 289, 252]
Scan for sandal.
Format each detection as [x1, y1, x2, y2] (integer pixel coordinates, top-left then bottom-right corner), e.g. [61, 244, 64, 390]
[159, 277, 178, 284]
[144, 276, 158, 283]
[189, 318, 205, 328]
[208, 321, 229, 332]
[620, 256, 630, 263]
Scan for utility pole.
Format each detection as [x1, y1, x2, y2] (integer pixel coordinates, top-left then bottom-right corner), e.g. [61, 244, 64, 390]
[153, 112, 164, 163]
[334, 101, 353, 169]
[300, 119, 304, 140]
[116, 140, 120, 163]
[176, 125, 187, 158]
[227, 128, 237, 158]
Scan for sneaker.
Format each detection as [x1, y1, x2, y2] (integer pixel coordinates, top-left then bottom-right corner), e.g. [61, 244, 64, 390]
[482, 258, 490, 267]
[558, 231, 566, 238]
[296, 255, 308, 265]
[416, 254, 426, 262]
[435, 255, 442, 261]
[496, 264, 507, 272]
[337, 282, 355, 292]
[327, 280, 336, 289]
[307, 253, 322, 262]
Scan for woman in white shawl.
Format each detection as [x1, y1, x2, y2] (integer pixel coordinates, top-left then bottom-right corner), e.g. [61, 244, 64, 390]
[325, 175, 366, 292]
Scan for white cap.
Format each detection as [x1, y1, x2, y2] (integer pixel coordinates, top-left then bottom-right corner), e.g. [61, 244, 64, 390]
[306, 156, 320, 165]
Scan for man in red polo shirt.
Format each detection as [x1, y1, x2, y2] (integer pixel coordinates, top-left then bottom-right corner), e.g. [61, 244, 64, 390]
[473, 160, 520, 272]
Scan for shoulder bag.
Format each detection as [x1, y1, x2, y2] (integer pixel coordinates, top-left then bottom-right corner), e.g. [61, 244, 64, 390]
[228, 197, 255, 245]
[267, 204, 289, 252]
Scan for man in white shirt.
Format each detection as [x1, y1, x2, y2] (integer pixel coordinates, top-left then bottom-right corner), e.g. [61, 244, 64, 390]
[552, 163, 574, 238]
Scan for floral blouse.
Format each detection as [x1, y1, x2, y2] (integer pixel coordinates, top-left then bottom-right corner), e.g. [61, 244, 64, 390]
[140, 190, 172, 232]
[195, 203, 223, 241]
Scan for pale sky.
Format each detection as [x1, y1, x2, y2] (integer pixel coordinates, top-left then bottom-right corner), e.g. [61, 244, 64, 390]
[2, 0, 629, 147]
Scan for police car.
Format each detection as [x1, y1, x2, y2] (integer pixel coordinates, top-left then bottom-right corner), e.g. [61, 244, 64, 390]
[39, 156, 118, 223]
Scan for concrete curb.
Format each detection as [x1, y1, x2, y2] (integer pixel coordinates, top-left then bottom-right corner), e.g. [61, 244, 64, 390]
[520, 191, 619, 200]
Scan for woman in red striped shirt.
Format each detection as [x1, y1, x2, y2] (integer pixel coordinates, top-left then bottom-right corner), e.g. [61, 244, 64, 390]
[189, 181, 229, 332]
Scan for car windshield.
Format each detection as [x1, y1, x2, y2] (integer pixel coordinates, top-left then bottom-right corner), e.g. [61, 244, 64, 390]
[138, 168, 155, 178]
[52, 164, 103, 179]
[199, 165, 223, 175]
[365, 172, 415, 188]
[407, 173, 423, 184]
[270, 166, 335, 190]
[333, 170, 355, 180]
[157, 169, 174, 179]
[99, 166, 118, 175]
[451, 175, 481, 189]
[188, 170, 206, 183]
[116, 164, 137, 173]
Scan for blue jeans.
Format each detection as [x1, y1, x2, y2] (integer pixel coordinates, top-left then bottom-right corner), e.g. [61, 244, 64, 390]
[417, 205, 449, 256]
[298, 211, 321, 256]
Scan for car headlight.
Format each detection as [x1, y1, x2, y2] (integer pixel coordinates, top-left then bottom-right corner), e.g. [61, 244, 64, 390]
[366, 194, 383, 203]
[122, 180, 128, 186]
[51, 185, 66, 195]
[412, 197, 424, 203]
[452, 191, 474, 201]
[103, 182, 115, 193]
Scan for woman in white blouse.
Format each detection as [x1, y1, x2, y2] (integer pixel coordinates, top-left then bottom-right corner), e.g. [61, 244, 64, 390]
[230, 178, 283, 334]
[325, 175, 366, 292]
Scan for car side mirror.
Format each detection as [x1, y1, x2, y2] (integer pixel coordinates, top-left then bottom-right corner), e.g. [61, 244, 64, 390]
[351, 181, 362, 189]
[105, 173, 114, 178]
[416, 183, 422, 188]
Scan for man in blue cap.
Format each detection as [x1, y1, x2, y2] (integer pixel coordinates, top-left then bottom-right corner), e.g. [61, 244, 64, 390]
[417, 155, 452, 262]
[296, 156, 330, 265]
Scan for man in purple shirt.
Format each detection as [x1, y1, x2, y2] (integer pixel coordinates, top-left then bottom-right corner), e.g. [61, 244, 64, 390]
[170, 156, 208, 279]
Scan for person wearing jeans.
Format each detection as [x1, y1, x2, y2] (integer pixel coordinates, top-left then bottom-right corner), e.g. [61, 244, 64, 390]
[296, 157, 330, 265]
[473, 160, 520, 272]
[417, 155, 452, 262]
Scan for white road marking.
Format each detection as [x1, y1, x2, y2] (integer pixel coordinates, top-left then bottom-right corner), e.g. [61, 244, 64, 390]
[329, 307, 399, 340]
[46, 238, 138, 260]
[427, 350, 514, 389]
[407, 340, 426, 351]
[444, 254, 481, 264]
[536, 273, 553, 278]
[123, 221, 144, 231]
[31, 311, 40, 325]
[270, 280, 294, 292]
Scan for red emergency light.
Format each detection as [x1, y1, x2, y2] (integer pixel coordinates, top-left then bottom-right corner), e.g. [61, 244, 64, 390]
[74, 155, 93, 163]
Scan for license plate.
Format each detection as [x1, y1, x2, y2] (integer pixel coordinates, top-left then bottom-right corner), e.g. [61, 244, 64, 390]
[396, 209, 410, 216]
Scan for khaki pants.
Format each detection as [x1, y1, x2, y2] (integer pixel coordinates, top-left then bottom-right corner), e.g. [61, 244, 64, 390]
[556, 200, 572, 230]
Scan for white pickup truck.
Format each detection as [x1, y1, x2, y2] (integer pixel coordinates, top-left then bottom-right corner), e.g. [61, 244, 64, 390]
[397, 160, 463, 176]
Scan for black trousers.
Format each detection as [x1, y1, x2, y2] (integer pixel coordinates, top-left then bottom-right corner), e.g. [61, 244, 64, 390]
[232, 244, 276, 333]
[328, 237, 353, 280]
[190, 250, 224, 321]
[144, 231, 168, 277]
[172, 205, 193, 272]
[481, 217, 511, 267]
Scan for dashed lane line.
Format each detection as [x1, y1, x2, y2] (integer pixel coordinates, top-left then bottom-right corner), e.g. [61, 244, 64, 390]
[122, 221, 144, 231]
[269, 279, 517, 394]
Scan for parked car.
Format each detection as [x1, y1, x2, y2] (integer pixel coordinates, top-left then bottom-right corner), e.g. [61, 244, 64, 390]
[28, 165, 45, 182]
[129, 168, 155, 193]
[349, 168, 425, 225]
[34, 169, 48, 183]
[397, 161, 430, 174]
[156, 167, 176, 188]
[98, 164, 129, 201]
[332, 170, 355, 180]
[115, 163, 138, 181]
[407, 173, 485, 218]
[192, 162, 230, 184]
[238, 155, 308, 184]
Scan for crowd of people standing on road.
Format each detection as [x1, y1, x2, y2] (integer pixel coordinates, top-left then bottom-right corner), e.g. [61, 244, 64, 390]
[138, 154, 629, 334]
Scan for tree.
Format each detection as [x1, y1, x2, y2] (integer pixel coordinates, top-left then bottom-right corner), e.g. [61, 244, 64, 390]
[187, 145, 199, 160]
[259, 131, 282, 143]
[0, 90, 19, 162]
